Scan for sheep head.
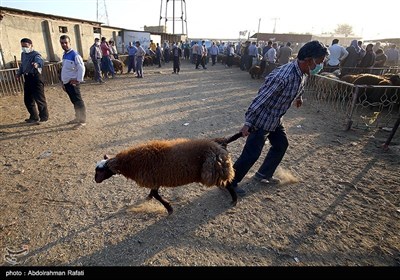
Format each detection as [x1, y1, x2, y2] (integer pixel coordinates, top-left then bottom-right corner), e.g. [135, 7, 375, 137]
[95, 155, 116, 183]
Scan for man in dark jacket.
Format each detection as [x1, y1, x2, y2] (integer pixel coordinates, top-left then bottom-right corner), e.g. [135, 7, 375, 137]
[15, 38, 49, 124]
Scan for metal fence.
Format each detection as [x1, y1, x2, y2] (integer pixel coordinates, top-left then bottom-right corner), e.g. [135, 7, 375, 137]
[0, 62, 62, 97]
[304, 74, 400, 131]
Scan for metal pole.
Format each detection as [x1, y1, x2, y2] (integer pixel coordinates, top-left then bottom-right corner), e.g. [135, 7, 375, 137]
[159, 0, 163, 27]
[383, 112, 400, 151]
[345, 86, 360, 131]
[173, 0, 175, 35]
[184, 0, 188, 36]
[181, 0, 184, 35]
[165, 0, 168, 33]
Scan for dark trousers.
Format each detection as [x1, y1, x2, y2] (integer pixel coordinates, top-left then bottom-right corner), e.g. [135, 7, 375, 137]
[227, 55, 233, 67]
[248, 55, 255, 70]
[93, 58, 102, 82]
[156, 54, 162, 67]
[127, 55, 136, 73]
[24, 74, 48, 121]
[196, 54, 205, 69]
[173, 56, 180, 73]
[230, 124, 288, 187]
[136, 56, 144, 77]
[64, 83, 86, 122]
[211, 55, 217, 65]
[101, 56, 115, 77]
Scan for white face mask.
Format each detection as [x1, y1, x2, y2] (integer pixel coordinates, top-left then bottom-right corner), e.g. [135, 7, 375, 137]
[21, 47, 32, 53]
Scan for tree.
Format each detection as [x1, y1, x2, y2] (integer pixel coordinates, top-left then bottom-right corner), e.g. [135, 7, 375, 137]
[334, 24, 354, 37]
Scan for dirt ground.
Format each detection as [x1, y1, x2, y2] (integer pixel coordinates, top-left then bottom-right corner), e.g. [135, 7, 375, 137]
[1, 60, 399, 267]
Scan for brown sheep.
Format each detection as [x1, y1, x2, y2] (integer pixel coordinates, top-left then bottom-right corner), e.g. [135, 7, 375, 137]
[340, 74, 360, 84]
[249, 60, 266, 79]
[95, 133, 244, 214]
[349, 74, 399, 107]
[112, 59, 124, 74]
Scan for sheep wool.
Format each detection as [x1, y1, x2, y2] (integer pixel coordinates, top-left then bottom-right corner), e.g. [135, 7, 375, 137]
[95, 137, 237, 214]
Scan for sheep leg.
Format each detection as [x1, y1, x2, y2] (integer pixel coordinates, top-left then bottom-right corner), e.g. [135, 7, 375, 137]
[150, 189, 173, 215]
[226, 185, 238, 206]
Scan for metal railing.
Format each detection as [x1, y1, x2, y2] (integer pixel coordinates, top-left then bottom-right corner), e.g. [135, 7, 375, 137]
[304, 74, 400, 131]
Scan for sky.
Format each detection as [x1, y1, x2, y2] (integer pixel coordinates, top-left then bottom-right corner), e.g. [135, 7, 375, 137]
[1, 0, 399, 40]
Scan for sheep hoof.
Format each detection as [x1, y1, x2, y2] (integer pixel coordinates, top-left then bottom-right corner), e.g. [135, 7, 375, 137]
[167, 208, 173, 215]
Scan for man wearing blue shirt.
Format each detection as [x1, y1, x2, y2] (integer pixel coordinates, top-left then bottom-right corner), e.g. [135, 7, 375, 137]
[226, 41, 329, 202]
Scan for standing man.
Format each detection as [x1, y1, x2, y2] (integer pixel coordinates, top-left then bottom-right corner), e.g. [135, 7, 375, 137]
[248, 41, 258, 69]
[89, 38, 104, 84]
[386, 44, 399, 66]
[226, 41, 328, 198]
[277, 42, 293, 65]
[15, 38, 49, 124]
[209, 42, 219, 66]
[195, 41, 207, 69]
[100, 37, 115, 79]
[135, 41, 146, 78]
[126, 42, 137, 74]
[155, 43, 162, 68]
[326, 39, 348, 72]
[59, 35, 87, 127]
[171, 43, 182, 74]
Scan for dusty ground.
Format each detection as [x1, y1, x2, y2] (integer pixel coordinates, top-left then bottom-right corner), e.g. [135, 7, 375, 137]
[1, 60, 399, 267]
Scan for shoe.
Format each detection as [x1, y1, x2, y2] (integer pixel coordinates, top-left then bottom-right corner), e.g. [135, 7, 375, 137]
[25, 118, 39, 123]
[39, 118, 48, 122]
[203, 67, 207, 69]
[67, 119, 80, 124]
[253, 174, 281, 185]
[77, 122, 86, 127]
[25, 118, 39, 124]
[233, 186, 246, 196]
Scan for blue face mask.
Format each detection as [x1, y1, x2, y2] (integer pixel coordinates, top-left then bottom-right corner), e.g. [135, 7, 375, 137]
[309, 59, 323, 75]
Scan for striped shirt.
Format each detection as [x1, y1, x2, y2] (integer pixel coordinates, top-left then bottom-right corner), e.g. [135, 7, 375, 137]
[244, 60, 307, 132]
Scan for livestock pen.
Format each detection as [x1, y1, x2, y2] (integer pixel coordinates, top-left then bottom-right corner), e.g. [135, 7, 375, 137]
[304, 73, 400, 148]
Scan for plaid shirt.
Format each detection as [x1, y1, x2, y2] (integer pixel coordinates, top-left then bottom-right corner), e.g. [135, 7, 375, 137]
[245, 60, 307, 132]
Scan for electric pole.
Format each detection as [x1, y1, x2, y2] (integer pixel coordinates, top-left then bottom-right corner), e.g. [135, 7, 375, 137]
[271, 17, 280, 33]
[97, 0, 110, 26]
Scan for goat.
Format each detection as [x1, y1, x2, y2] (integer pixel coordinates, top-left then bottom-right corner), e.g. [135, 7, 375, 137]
[95, 132, 243, 214]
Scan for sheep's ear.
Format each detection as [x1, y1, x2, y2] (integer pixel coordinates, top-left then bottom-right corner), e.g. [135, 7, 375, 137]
[104, 154, 110, 160]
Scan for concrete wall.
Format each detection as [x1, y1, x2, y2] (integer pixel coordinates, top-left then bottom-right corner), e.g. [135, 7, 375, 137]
[0, 10, 101, 67]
